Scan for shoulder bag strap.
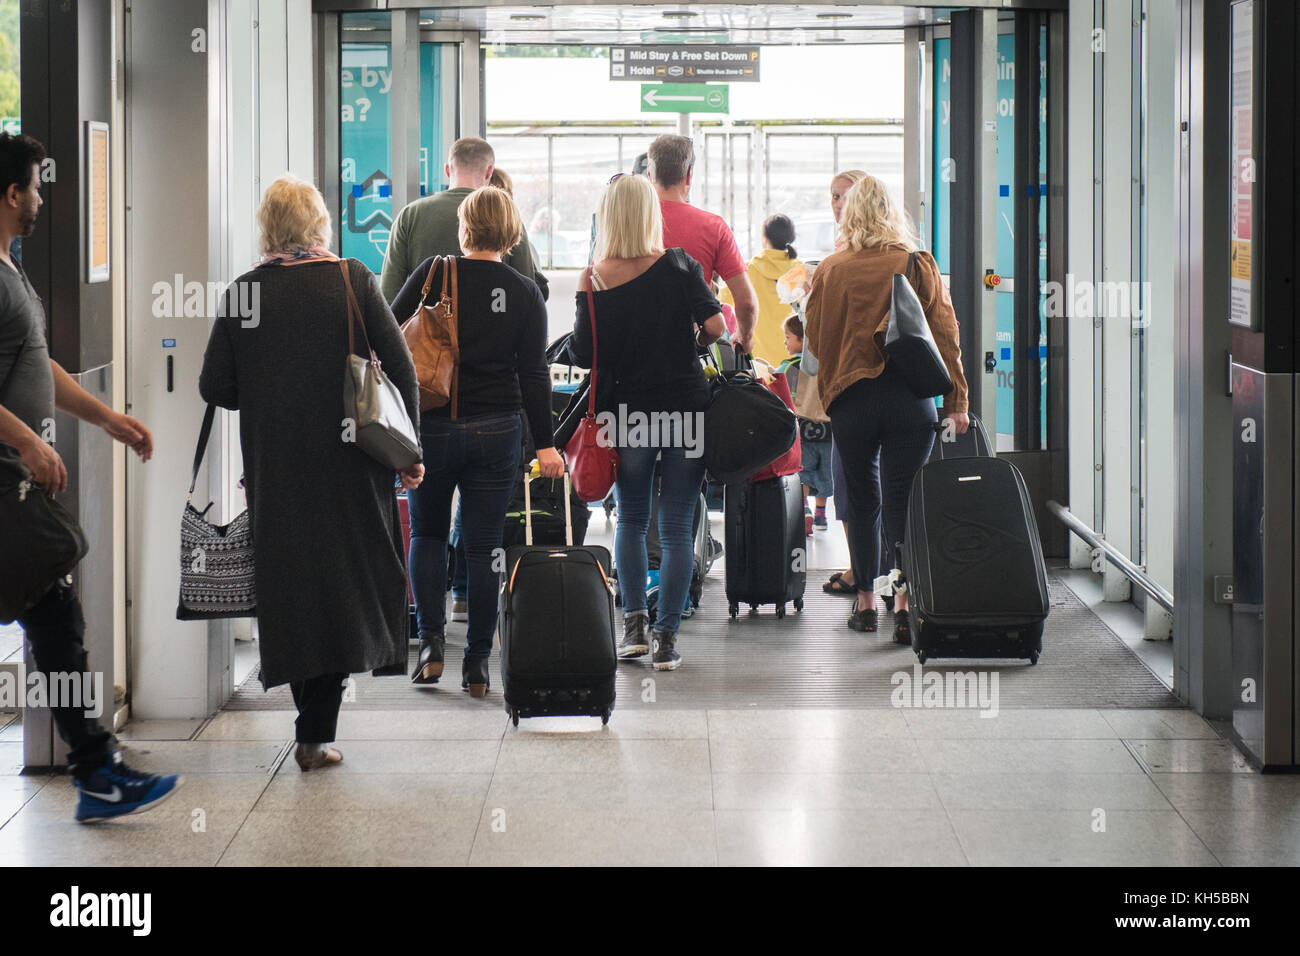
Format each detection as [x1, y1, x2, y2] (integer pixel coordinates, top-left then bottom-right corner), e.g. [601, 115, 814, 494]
[448, 257, 460, 420]
[339, 259, 375, 360]
[187, 404, 217, 499]
[418, 256, 441, 307]
[583, 265, 598, 417]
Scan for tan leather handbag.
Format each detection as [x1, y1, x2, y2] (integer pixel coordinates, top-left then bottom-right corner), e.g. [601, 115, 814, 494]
[401, 256, 459, 415]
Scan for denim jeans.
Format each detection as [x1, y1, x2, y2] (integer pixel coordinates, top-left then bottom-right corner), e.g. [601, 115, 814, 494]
[614, 424, 707, 635]
[407, 411, 522, 658]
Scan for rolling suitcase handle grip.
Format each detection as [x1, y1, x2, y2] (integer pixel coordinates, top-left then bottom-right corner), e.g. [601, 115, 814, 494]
[524, 461, 574, 548]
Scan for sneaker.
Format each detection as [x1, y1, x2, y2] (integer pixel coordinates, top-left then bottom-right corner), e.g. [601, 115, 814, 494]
[813, 513, 828, 530]
[74, 752, 184, 824]
[805, 514, 814, 535]
[651, 630, 682, 671]
[450, 598, 468, 623]
[618, 611, 650, 659]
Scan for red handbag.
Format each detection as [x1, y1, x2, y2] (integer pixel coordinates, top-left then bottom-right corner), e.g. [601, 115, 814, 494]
[563, 269, 621, 502]
[749, 361, 803, 481]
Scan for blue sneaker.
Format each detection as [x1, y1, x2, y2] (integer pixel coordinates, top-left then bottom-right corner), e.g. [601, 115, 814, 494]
[74, 752, 184, 824]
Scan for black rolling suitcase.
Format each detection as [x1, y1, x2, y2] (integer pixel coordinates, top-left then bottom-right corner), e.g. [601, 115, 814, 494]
[724, 473, 806, 618]
[499, 472, 617, 725]
[928, 412, 994, 462]
[901, 456, 1049, 664]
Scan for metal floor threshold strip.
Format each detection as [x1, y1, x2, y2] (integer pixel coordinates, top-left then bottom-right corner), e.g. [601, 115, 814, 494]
[224, 575, 1180, 711]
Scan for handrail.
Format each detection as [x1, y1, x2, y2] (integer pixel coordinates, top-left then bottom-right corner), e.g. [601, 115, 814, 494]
[1046, 500, 1174, 613]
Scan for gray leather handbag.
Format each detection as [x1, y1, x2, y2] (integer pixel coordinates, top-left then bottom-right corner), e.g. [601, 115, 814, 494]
[882, 251, 953, 400]
[339, 260, 421, 471]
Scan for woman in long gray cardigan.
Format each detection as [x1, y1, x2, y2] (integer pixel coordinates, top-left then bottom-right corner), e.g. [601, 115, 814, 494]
[200, 174, 424, 771]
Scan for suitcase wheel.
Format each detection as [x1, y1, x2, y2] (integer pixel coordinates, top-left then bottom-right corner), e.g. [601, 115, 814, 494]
[509, 708, 519, 727]
[793, 598, 803, 613]
[776, 604, 786, 619]
[602, 709, 611, 726]
[916, 649, 928, 664]
[1027, 650, 1039, 665]
[728, 602, 739, 619]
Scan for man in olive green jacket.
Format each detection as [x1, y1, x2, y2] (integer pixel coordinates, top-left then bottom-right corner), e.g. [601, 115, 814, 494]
[380, 136, 541, 303]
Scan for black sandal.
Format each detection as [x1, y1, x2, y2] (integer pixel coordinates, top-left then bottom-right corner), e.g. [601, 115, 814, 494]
[823, 571, 859, 596]
[847, 607, 877, 632]
[893, 610, 912, 645]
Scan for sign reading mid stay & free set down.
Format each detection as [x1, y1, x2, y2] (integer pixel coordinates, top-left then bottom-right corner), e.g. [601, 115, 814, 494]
[609, 44, 760, 82]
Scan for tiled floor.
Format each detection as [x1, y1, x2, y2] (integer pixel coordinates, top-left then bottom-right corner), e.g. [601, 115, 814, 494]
[1, 706, 1297, 866]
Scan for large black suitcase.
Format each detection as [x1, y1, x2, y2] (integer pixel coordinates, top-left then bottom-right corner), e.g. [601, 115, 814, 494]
[902, 456, 1049, 664]
[499, 473, 617, 725]
[927, 412, 994, 462]
[724, 474, 806, 618]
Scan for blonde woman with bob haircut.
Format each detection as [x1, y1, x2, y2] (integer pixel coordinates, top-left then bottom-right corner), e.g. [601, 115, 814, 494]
[390, 185, 562, 697]
[804, 173, 970, 641]
[569, 173, 726, 671]
[200, 173, 423, 771]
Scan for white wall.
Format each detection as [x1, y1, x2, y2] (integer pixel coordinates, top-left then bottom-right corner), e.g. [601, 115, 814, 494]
[126, 0, 314, 719]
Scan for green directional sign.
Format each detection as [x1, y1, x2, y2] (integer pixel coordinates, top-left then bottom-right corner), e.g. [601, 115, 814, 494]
[640, 83, 729, 114]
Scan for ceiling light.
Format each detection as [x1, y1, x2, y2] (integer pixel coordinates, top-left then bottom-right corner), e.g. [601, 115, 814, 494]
[662, 10, 700, 19]
[817, 12, 852, 20]
[509, 14, 545, 22]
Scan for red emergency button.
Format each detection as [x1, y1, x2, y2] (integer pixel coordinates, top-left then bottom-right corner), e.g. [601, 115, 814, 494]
[983, 270, 1002, 289]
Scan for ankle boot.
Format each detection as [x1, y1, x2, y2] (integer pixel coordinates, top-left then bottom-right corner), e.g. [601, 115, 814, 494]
[461, 655, 490, 698]
[411, 633, 445, 684]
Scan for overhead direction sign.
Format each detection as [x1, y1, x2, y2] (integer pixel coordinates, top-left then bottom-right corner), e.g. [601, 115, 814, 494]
[640, 83, 729, 114]
[610, 44, 760, 82]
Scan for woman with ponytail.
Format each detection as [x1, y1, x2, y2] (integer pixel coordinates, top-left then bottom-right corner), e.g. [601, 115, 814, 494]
[721, 213, 804, 366]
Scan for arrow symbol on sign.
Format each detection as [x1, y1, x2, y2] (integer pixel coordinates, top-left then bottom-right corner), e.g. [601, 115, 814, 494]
[642, 88, 708, 107]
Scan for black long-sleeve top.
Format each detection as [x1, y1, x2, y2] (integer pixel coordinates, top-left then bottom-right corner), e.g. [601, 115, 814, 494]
[392, 256, 554, 447]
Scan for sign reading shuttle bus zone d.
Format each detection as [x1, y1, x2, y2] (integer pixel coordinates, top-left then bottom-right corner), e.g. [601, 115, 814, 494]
[609, 44, 761, 82]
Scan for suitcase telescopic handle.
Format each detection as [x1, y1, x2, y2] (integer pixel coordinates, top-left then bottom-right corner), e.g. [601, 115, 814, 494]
[524, 461, 574, 548]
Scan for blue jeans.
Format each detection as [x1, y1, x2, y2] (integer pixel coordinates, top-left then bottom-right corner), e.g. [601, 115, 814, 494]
[407, 411, 522, 658]
[614, 427, 707, 634]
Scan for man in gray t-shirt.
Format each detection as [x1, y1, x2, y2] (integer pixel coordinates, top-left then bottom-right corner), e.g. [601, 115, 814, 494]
[0, 132, 181, 822]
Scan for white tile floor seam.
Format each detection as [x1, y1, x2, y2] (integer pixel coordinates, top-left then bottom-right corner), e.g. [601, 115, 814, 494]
[212, 773, 278, 868]
[468, 730, 512, 866]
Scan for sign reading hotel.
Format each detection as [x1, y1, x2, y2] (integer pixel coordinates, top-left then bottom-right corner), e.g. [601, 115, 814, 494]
[609, 45, 760, 82]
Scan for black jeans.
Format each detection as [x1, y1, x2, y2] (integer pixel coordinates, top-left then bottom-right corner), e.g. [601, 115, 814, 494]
[289, 672, 348, 743]
[16, 577, 114, 777]
[827, 366, 937, 591]
[407, 411, 522, 659]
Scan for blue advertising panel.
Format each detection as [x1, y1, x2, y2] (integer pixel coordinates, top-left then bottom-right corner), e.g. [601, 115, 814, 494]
[932, 37, 951, 274]
[338, 43, 446, 276]
[340, 43, 393, 274]
[933, 32, 1047, 446]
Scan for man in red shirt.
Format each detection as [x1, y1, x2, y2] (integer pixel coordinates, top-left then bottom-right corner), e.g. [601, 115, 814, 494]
[647, 135, 757, 354]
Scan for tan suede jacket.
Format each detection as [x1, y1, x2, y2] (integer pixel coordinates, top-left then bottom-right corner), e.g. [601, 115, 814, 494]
[804, 243, 969, 414]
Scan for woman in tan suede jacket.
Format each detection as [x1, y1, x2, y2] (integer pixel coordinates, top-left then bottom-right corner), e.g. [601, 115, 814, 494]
[804, 174, 970, 639]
